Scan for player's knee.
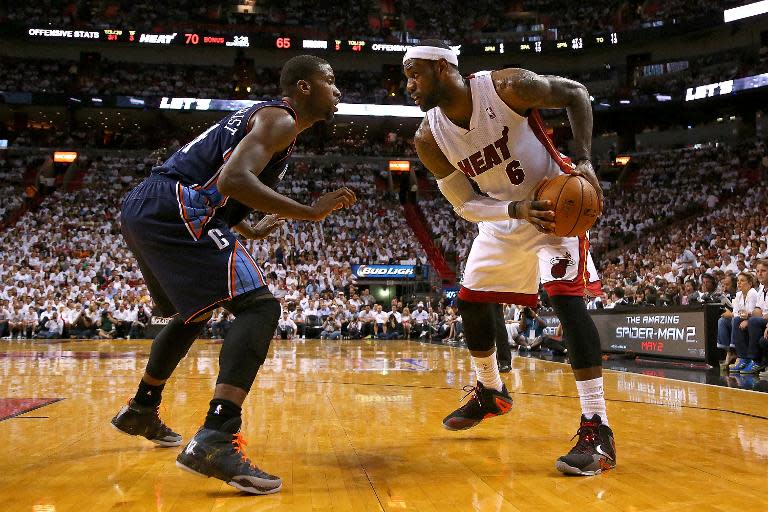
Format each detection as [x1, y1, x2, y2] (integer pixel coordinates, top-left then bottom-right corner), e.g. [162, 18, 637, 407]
[457, 299, 496, 351]
[747, 316, 765, 328]
[242, 296, 281, 326]
[549, 295, 601, 369]
[457, 298, 491, 318]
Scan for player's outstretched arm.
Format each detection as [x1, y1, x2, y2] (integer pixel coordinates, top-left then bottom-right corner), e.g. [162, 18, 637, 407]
[414, 118, 555, 232]
[218, 107, 356, 221]
[492, 68, 602, 211]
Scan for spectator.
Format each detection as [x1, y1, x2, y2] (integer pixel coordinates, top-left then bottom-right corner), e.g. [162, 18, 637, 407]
[277, 311, 297, 340]
[320, 314, 342, 340]
[719, 272, 758, 370]
[35, 311, 64, 338]
[743, 260, 768, 373]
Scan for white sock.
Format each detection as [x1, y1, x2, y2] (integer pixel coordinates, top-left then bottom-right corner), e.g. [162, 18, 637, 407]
[576, 377, 608, 426]
[472, 354, 503, 392]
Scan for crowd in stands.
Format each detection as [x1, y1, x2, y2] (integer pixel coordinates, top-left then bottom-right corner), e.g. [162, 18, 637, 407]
[0, 0, 743, 43]
[632, 47, 764, 99]
[3, 122, 419, 157]
[0, 150, 434, 341]
[294, 131, 417, 158]
[1, 129, 767, 364]
[590, 140, 763, 253]
[597, 184, 768, 309]
[0, 154, 39, 225]
[0, 57, 405, 105]
[1, 48, 756, 108]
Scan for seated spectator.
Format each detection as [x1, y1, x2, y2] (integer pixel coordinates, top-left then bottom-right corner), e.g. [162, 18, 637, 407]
[743, 260, 768, 373]
[516, 307, 547, 350]
[277, 311, 298, 340]
[320, 314, 342, 340]
[35, 311, 64, 339]
[718, 272, 758, 370]
[210, 309, 233, 339]
[681, 280, 701, 305]
[292, 308, 307, 339]
[373, 304, 388, 338]
[401, 307, 412, 339]
[379, 310, 402, 340]
[96, 309, 118, 339]
[698, 274, 724, 303]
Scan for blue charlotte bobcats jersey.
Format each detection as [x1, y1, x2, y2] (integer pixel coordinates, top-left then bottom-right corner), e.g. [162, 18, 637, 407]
[150, 99, 296, 235]
[152, 99, 296, 197]
[121, 100, 296, 320]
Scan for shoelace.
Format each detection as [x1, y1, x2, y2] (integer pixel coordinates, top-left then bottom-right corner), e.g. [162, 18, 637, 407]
[231, 433, 256, 468]
[570, 425, 598, 454]
[459, 385, 481, 405]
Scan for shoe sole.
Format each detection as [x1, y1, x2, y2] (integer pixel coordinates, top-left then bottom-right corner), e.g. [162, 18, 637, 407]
[555, 460, 615, 476]
[443, 410, 512, 431]
[176, 461, 282, 495]
[109, 420, 183, 447]
[442, 420, 481, 431]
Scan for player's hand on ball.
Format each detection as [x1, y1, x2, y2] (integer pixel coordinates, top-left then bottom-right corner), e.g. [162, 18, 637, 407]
[312, 187, 357, 220]
[251, 214, 285, 239]
[571, 160, 603, 215]
[511, 200, 555, 234]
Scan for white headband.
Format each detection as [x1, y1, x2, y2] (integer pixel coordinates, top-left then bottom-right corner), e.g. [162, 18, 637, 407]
[403, 46, 458, 66]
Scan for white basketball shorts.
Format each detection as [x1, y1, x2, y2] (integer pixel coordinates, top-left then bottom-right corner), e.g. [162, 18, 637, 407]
[458, 220, 602, 306]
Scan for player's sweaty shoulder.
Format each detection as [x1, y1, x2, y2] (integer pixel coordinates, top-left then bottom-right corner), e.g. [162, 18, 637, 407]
[246, 106, 297, 151]
[491, 68, 547, 115]
[413, 116, 454, 179]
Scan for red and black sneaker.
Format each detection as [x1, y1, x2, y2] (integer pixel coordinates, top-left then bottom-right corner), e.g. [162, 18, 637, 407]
[556, 414, 616, 476]
[442, 382, 513, 431]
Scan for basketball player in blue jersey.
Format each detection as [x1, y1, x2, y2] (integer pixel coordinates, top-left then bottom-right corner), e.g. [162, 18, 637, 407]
[110, 55, 356, 494]
[404, 41, 615, 476]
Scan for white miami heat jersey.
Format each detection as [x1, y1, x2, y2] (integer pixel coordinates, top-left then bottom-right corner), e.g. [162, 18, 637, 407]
[427, 70, 571, 215]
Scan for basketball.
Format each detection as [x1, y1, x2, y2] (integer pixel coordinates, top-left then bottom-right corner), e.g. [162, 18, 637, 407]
[534, 174, 599, 237]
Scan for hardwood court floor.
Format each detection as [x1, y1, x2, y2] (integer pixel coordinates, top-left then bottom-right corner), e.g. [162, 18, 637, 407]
[0, 338, 766, 512]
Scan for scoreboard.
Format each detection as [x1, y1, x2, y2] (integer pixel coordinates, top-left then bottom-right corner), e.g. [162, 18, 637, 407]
[26, 28, 250, 47]
[24, 27, 620, 55]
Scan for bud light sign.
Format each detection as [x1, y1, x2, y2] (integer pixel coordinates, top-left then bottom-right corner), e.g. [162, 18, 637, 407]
[352, 264, 423, 279]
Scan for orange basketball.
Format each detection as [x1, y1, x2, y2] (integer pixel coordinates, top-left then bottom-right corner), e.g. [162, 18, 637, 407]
[534, 174, 599, 237]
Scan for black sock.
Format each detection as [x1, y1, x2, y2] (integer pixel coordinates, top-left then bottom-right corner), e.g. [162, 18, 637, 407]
[204, 398, 242, 431]
[133, 379, 165, 407]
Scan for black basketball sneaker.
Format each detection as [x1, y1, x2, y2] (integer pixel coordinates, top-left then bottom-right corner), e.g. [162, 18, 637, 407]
[176, 417, 282, 495]
[442, 382, 513, 431]
[555, 414, 616, 476]
[110, 399, 183, 447]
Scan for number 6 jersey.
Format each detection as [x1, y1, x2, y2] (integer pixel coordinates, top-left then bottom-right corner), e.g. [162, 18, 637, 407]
[426, 71, 571, 235]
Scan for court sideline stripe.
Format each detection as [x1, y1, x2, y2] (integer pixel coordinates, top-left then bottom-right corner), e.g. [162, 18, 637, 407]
[286, 379, 768, 421]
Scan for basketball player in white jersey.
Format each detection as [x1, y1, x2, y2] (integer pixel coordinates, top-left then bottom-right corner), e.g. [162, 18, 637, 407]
[404, 41, 615, 476]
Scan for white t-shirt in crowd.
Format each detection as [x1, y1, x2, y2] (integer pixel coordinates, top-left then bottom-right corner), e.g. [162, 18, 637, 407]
[733, 288, 759, 316]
